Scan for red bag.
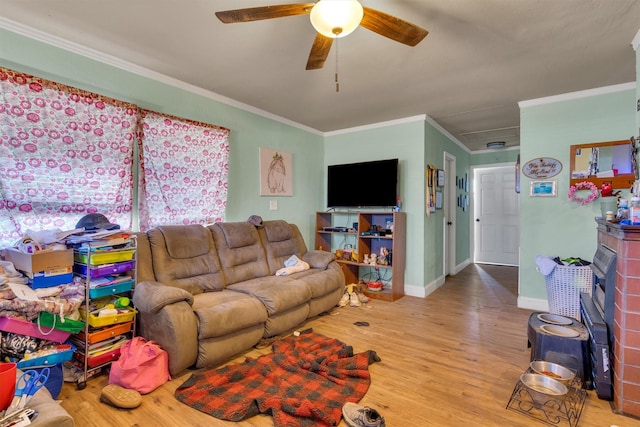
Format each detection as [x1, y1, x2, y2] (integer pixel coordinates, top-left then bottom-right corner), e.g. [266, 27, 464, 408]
[109, 337, 171, 394]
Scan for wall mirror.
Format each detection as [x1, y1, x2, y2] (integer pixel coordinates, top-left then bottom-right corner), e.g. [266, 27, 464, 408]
[569, 139, 636, 189]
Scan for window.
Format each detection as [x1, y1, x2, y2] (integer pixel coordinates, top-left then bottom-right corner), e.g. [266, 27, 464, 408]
[0, 67, 229, 248]
[137, 110, 229, 231]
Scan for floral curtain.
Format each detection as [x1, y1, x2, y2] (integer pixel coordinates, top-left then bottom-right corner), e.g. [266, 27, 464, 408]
[0, 68, 137, 247]
[137, 110, 229, 231]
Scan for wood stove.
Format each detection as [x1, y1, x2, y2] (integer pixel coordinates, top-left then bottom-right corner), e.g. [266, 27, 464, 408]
[579, 243, 615, 400]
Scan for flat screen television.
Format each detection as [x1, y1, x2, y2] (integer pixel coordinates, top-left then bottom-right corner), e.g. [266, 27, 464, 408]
[327, 159, 398, 208]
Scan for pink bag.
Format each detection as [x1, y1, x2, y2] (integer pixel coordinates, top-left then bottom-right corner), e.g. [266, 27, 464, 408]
[109, 337, 171, 394]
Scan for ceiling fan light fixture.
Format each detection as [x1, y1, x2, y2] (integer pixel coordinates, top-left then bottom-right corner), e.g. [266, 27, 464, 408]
[486, 141, 506, 149]
[310, 0, 364, 38]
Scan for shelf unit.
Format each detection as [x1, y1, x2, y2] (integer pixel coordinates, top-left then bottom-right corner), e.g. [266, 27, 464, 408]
[316, 211, 406, 301]
[70, 236, 137, 389]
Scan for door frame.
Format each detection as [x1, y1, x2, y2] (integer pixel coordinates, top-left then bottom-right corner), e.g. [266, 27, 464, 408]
[444, 152, 456, 275]
[470, 162, 520, 266]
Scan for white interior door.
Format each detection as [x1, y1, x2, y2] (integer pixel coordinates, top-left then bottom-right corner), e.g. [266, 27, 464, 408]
[473, 165, 519, 266]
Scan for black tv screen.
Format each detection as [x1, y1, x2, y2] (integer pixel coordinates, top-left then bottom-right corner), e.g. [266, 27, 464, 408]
[327, 159, 398, 208]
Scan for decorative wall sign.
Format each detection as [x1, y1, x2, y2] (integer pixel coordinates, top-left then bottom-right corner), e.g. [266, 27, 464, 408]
[259, 147, 293, 196]
[522, 157, 562, 179]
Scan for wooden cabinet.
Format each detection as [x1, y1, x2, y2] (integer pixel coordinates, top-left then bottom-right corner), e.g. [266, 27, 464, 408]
[315, 211, 406, 301]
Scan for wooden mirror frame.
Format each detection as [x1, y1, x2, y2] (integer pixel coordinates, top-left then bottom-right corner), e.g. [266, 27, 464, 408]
[569, 139, 636, 189]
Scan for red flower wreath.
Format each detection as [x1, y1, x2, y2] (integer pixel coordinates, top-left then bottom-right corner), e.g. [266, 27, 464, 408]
[568, 181, 599, 205]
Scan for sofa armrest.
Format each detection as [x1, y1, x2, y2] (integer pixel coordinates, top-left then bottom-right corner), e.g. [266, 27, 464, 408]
[133, 281, 198, 376]
[133, 281, 194, 314]
[302, 250, 336, 269]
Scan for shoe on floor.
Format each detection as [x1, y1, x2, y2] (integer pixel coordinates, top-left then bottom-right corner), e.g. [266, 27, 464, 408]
[338, 289, 350, 307]
[349, 290, 361, 307]
[101, 384, 142, 409]
[342, 402, 385, 427]
[356, 286, 369, 303]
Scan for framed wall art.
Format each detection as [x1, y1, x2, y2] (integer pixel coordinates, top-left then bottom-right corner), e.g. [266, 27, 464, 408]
[259, 147, 293, 196]
[530, 180, 557, 197]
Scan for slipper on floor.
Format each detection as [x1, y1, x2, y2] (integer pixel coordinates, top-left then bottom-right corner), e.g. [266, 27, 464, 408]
[100, 384, 142, 409]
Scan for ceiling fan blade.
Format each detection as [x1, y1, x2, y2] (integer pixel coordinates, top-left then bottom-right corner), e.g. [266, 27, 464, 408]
[306, 33, 333, 70]
[360, 7, 428, 47]
[215, 3, 315, 23]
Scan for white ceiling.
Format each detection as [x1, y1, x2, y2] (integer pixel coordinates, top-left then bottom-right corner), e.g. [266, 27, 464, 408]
[1, 0, 639, 151]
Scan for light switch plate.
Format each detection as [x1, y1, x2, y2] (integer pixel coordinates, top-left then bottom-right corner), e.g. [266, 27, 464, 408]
[269, 200, 277, 211]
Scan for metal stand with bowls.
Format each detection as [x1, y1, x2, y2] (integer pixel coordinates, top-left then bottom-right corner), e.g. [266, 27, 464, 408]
[506, 360, 586, 427]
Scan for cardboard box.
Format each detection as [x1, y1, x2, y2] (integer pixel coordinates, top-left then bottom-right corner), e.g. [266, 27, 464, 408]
[4, 248, 73, 273]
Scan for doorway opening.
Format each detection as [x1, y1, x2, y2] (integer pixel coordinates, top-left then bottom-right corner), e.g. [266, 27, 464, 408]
[472, 164, 519, 266]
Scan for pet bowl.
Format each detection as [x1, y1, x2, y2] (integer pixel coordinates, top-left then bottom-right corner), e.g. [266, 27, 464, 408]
[529, 361, 576, 385]
[520, 373, 568, 405]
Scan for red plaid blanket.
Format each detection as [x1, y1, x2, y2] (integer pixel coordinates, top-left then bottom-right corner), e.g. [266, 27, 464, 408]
[175, 330, 380, 426]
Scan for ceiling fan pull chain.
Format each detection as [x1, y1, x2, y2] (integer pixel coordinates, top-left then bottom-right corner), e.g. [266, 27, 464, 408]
[335, 36, 339, 92]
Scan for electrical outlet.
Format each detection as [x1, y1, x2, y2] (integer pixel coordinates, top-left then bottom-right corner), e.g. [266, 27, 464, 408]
[269, 200, 277, 211]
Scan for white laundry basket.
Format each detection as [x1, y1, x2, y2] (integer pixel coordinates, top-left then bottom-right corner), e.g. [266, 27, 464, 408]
[544, 265, 593, 320]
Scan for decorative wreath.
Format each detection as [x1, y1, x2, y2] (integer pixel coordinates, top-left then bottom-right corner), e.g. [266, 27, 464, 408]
[568, 181, 599, 205]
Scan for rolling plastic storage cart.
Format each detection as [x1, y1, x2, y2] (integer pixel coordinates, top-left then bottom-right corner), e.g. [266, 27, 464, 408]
[70, 235, 137, 389]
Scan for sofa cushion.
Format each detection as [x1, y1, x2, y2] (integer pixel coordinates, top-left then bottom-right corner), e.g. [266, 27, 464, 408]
[193, 290, 267, 339]
[209, 222, 270, 284]
[218, 221, 259, 249]
[148, 225, 226, 294]
[259, 221, 308, 275]
[263, 220, 293, 242]
[281, 265, 343, 299]
[226, 276, 312, 315]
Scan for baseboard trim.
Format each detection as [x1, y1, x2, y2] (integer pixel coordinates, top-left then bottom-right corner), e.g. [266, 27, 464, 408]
[517, 296, 549, 312]
[404, 275, 446, 298]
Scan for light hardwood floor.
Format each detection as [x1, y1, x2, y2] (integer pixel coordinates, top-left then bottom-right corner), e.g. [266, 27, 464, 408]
[58, 264, 639, 426]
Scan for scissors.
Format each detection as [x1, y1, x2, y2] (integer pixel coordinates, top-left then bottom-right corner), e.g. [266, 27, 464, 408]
[4, 368, 49, 416]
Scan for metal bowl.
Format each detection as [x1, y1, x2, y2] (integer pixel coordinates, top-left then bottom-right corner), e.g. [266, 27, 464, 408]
[529, 361, 576, 384]
[520, 373, 568, 405]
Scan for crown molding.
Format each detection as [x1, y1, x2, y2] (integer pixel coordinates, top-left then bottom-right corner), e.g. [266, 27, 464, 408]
[424, 116, 471, 154]
[518, 82, 636, 108]
[632, 28, 640, 51]
[323, 114, 427, 136]
[0, 17, 323, 136]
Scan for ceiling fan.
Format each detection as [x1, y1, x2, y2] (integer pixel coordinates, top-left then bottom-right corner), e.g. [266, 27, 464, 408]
[215, 0, 428, 70]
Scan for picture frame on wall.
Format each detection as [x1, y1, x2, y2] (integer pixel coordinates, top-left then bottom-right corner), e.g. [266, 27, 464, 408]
[530, 180, 557, 197]
[259, 147, 293, 196]
[435, 191, 443, 209]
[437, 169, 445, 187]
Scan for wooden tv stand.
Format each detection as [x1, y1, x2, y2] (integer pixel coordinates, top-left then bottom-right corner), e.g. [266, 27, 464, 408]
[315, 211, 406, 301]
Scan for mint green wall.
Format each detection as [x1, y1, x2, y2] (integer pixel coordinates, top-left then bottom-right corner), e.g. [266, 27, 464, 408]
[471, 148, 520, 166]
[519, 88, 636, 303]
[324, 121, 426, 288]
[0, 29, 324, 244]
[423, 122, 472, 274]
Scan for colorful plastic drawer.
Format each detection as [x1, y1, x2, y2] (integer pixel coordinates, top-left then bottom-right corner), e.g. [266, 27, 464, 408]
[74, 260, 135, 278]
[0, 316, 70, 343]
[75, 347, 122, 368]
[17, 343, 76, 368]
[80, 308, 137, 328]
[88, 280, 134, 299]
[74, 249, 135, 266]
[76, 321, 133, 345]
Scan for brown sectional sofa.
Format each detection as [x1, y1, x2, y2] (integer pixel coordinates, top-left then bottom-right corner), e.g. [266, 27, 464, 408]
[132, 220, 345, 375]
